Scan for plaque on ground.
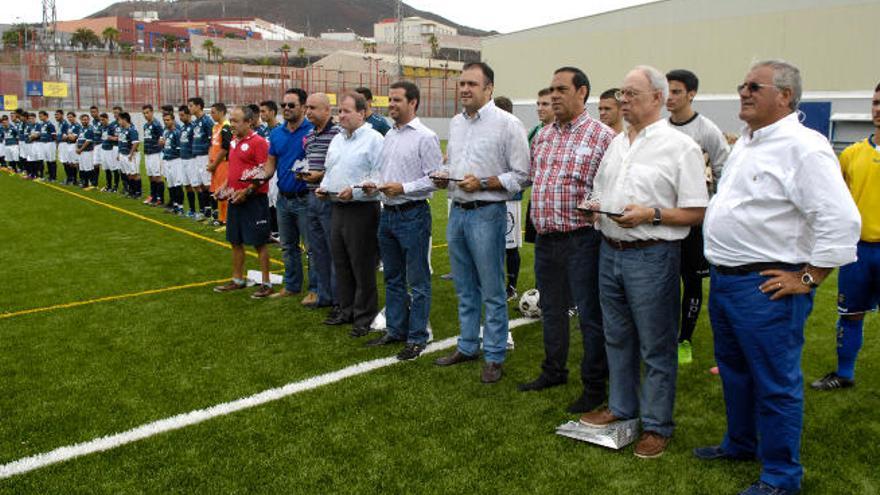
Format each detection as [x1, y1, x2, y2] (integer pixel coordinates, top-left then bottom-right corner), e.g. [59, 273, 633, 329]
[556, 419, 640, 449]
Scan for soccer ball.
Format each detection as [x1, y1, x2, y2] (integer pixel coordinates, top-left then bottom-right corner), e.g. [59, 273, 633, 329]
[519, 288, 541, 318]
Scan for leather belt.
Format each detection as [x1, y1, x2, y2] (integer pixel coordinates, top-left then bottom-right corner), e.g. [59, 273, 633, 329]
[384, 200, 427, 213]
[602, 236, 666, 251]
[453, 200, 501, 210]
[712, 262, 801, 276]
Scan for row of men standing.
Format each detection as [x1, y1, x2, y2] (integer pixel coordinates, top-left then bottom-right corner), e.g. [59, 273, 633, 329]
[222, 59, 863, 495]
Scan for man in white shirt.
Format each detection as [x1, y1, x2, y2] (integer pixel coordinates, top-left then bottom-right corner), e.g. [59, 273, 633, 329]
[696, 60, 861, 495]
[578, 65, 708, 459]
[316, 92, 384, 338]
[432, 62, 531, 384]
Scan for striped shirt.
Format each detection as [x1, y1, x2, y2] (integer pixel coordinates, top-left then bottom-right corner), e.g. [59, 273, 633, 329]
[530, 110, 615, 234]
[376, 117, 441, 205]
[304, 122, 341, 188]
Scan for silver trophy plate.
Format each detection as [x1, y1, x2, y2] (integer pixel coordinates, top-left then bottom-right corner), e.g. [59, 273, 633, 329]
[556, 419, 640, 450]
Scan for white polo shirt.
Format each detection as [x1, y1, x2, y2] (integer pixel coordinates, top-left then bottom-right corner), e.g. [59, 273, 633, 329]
[594, 118, 708, 242]
[704, 112, 861, 268]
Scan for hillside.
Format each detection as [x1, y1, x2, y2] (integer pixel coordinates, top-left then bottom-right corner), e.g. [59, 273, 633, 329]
[88, 0, 495, 38]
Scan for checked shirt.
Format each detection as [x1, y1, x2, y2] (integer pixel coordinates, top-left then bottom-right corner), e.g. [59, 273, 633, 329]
[530, 110, 614, 234]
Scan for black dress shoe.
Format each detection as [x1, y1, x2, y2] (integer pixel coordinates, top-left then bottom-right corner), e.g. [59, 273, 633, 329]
[566, 392, 606, 414]
[518, 375, 567, 392]
[434, 350, 479, 366]
[349, 326, 371, 338]
[323, 307, 351, 326]
[481, 362, 503, 383]
[366, 332, 405, 347]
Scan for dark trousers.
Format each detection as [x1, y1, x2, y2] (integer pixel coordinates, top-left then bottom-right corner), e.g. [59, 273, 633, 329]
[534, 227, 608, 396]
[331, 201, 380, 328]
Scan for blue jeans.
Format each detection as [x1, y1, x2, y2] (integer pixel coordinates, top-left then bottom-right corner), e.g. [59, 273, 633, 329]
[276, 194, 309, 293]
[307, 193, 336, 306]
[534, 228, 607, 394]
[710, 268, 813, 492]
[447, 202, 508, 363]
[379, 202, 432, 345]
[599, 241, 680, 437]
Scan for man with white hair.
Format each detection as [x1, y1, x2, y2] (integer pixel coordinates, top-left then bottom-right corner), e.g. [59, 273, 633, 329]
[579, 65, 708, 459]
[696, 60, 860, 495]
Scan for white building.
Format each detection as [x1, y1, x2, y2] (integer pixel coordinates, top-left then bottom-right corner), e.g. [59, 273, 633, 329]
[373, 17, 457, 44]
[320, 31, 359, 42]
[213, 17, 304, 41]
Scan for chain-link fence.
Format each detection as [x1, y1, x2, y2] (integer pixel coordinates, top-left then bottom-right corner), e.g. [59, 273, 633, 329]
[0, 51, 459, 117]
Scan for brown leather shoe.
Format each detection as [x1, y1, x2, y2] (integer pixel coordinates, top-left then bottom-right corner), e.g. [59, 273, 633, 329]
[633, 431, 670, 459]
[269, 288, 299, 299]
[434, 350, 479, 367]
[301, 291, 318, 306]
[578, 408, 621, 428]
[481, 362, 503, 383]
[213, 280, 246, 293]
[251, 285, 275, 299]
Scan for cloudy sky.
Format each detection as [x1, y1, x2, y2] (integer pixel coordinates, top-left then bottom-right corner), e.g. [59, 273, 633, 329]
[3, 0, 658, 33]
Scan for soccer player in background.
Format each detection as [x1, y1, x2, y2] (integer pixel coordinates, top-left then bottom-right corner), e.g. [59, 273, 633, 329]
[811, 81, 880, 391]
[142, 104, 165, 205]
[208, 102, 232, 226]
[188, 97, 215, 221]
[116, 112, 140, 198]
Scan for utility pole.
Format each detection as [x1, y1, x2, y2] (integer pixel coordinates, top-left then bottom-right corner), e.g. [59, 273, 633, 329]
[394, 0, 404, 77]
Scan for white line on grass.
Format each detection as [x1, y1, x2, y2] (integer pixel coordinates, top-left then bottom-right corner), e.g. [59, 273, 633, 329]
[0, 317, 537, 480]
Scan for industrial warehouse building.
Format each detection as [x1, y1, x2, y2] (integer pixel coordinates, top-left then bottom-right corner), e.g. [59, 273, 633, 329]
[481, 0, 880, 146]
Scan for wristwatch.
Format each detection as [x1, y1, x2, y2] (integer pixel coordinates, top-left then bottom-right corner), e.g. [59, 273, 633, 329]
[651, 207, 662, 226]
[801, 271, 818, 288]
[479, 178, 490, 191]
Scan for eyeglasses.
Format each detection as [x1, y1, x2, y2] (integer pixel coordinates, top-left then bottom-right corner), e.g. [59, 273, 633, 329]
[736, 82, 776, 94]
[614, 89, 642, 101]
[281, 103, 299, 109]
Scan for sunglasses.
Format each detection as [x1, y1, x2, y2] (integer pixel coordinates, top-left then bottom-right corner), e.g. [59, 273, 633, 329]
[281, 103, 299, 109]
[736, 82, 776, 94]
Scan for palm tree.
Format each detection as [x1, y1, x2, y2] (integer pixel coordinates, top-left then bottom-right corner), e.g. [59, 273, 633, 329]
[362, 41, 377, 54]
[202, 39, 215, 62]
[102, 26, 120, 52]
[70, 28, 100, 51]
[428, 34, 439, 59]
[211, 46, 223, 61]
[296, 46, 307, 66]
[280, 43, 291, 65]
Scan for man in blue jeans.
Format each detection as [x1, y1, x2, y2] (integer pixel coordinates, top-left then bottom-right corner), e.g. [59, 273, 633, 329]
[579, 65, 708, 459]
[432, 62, 530, 383]
[700, 60, 861, 495]
[520, 67, 615, 414]
[267, 88, 314, 299]
[301, 93, 342, 317]
[363, 81, 442, 360]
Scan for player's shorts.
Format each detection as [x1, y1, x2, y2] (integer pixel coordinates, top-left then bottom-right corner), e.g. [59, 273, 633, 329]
[60, 143, 75, 163]
[210, 161, 228, 193]
[505, 199, 522, 249]
[227, 194, 271, 247]
[144, 153, 162, 177]
[194, 154, 211, 186]
[104, 148, 120, 171]
[268, 175, 279, 208]
[5, 144, 19, 162]
[92, 147, 104, 166]
[20, 142, 32, 161]
[42, 142, 56, 162]
[681, 224, 710, 278]
[838, 240, 880, 315]
[78, 150, 94, 172]
[179, 158, 191, 185]
[119, 153, 138, 175]
[163, 158, 181, 187]
[0, 143, 5, 160]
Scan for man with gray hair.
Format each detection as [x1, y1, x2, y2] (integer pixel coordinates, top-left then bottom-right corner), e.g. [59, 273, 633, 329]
[578, 65, 708, 459]
[695, 60, 860, 495]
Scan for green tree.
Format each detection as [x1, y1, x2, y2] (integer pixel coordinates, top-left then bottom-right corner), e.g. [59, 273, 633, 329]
[101, 26, 120, 52]
[296, 46, 307, 66]
[3, 24, 37, 49]
[428, 34, 439, 59]
[202, 39, 215, 62]
[70, 28, 100, 50]
[362, 41, 377, 54]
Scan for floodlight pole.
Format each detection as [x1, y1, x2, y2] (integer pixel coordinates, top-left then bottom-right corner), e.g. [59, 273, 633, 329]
[395, 0, 404, 78]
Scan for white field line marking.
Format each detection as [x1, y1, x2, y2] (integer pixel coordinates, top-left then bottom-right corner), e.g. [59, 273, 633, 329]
[0, 317, 538, 480]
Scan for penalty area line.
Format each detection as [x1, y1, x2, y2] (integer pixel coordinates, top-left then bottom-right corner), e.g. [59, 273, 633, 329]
[0, 317, 537, 479]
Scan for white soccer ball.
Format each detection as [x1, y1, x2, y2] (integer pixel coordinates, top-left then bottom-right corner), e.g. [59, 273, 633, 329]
[519, 288, 541, 318]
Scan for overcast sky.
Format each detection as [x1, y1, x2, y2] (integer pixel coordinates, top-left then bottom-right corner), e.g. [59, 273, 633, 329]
[3, 0, 659, 33]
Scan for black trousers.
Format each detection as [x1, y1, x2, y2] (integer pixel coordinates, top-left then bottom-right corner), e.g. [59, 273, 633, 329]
[331, 201, 380, 328]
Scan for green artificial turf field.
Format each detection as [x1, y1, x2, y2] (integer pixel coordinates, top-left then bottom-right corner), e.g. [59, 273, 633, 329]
[0, 167, 877, 494]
